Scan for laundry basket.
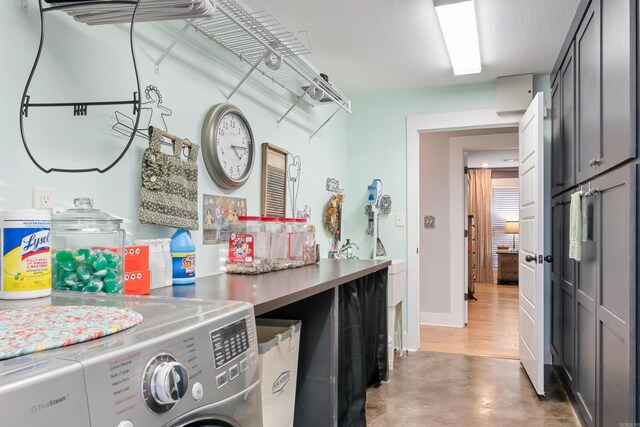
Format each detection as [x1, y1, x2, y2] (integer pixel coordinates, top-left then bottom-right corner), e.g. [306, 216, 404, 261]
[256, 318, 302, 427]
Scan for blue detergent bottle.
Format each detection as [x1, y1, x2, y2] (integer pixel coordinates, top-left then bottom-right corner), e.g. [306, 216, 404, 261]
[170, 229, 196, 285]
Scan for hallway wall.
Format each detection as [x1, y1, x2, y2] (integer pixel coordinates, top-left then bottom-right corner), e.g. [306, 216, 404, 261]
[419, 132, 518, 325]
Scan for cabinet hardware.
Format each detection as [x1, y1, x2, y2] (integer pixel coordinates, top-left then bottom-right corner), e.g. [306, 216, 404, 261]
[589, 158, 602, 167]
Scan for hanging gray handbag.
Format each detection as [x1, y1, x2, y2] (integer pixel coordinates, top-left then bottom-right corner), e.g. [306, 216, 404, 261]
[139, 126, 199, 230]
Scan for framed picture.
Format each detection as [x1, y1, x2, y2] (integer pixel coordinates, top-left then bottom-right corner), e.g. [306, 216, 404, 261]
[203, 194, 247, 244]
[261, 143, 288, 217]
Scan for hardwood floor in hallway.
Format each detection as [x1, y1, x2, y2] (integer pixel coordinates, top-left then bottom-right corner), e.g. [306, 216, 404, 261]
[420, 282, 519, 359]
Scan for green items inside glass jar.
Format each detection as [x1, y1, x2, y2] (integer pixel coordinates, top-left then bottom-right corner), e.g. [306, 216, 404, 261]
[52, 248, 123, 294]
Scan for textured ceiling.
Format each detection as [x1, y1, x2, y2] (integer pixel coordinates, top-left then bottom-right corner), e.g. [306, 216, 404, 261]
[243, 0, 581, 94]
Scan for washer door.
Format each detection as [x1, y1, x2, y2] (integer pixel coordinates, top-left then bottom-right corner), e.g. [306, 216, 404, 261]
[182, 420, 238, 427]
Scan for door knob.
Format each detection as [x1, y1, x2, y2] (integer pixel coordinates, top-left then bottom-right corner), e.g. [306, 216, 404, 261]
[525, 255, 536, 263]
[544, 255, 553, 263]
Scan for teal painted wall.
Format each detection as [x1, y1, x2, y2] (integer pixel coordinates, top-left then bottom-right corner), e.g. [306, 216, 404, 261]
[344, 77, 550, 261]
[0, 3, 348, 276]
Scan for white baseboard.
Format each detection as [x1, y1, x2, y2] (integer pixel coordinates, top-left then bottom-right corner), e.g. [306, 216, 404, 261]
[420, 311, 463, 328]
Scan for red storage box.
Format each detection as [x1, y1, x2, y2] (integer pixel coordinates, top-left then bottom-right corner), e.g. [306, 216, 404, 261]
[124, 270, 150, 295]
[125, 245, 149, 273]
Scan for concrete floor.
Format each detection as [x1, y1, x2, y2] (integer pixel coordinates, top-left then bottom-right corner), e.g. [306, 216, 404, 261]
[366, 352, 580, 426]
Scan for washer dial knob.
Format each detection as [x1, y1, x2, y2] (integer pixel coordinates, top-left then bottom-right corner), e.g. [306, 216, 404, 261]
[151, 361, 189, 405]
[142, 353, 189, 413]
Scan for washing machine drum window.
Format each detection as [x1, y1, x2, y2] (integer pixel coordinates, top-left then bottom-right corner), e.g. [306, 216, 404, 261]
[183, 421, 236, 427]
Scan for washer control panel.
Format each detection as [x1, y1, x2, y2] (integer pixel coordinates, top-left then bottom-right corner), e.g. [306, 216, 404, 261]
[211, 318, 252, 369]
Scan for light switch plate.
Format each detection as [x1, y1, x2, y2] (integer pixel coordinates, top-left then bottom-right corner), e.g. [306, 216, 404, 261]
[395, 213, 405, 227]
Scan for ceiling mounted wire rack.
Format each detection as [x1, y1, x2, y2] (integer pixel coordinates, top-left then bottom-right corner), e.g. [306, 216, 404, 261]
[155, 0, 351, 140]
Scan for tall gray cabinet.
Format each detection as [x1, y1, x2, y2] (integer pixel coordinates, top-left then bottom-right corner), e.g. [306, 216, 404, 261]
[550, 0, 638, 425]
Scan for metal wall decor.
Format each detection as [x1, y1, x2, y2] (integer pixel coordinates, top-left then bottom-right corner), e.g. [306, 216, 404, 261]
[424, 215, 436, 229]
[113, 85, 173, 141]
[288, 155, 302, 216]
[20, 0, 141, 173]
[325, 178, 343, 194]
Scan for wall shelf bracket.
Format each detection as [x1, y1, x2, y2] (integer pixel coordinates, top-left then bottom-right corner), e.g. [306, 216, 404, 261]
[226, 48, 268, 100]
[154, 19, 194, 74]
[309, 104, 346, 141]
[277, 92, 306, 125]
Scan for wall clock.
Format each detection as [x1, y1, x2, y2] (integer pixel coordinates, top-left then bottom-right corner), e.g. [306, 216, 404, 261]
[201, 103, 255, 189]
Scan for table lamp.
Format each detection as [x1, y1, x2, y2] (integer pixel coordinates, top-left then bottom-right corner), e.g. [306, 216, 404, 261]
[505, 221, 519, 251]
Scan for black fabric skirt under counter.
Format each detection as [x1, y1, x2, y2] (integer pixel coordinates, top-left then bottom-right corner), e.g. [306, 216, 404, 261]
[338, 268, 389, 427]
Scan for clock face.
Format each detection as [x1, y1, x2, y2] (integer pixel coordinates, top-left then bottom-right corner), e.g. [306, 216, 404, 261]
[216, 112, 252, 180]
[202, 103, 255, 190]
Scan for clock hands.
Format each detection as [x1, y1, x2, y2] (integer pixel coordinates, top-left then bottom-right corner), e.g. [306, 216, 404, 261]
[231, 145, 248, 160]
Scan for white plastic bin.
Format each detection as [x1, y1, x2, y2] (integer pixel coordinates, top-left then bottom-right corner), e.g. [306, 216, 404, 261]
[256, 318, 302, 427]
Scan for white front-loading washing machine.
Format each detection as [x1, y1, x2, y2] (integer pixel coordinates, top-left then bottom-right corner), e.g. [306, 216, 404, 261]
[0, 292, 262, 426]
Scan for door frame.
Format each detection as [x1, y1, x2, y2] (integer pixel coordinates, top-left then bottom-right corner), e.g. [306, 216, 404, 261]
[405, 109, 522, 350]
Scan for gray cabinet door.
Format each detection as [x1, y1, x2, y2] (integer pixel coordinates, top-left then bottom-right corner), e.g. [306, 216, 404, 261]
[552, 81, 563, 196]
[560, 195, 576, 392]
[576, 0, 601, 184]
[551, 195, 577, 393]
[599, 0, 637, 174]
[552, 44, 577, 197]
[551, 198, 563, 363]
[561, 44, 576, 192]
[577, 191, 598, 427]
[591, 165, 637, 426]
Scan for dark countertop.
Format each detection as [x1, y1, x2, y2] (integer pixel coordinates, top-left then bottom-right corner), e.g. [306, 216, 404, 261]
[150, 259, 391, 315]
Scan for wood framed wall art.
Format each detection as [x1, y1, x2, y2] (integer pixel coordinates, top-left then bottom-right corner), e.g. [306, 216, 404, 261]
[261, 143, 288, 217]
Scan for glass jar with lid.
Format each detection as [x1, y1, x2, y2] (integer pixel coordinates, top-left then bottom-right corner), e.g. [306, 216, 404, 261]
[51, 197, 125, 294]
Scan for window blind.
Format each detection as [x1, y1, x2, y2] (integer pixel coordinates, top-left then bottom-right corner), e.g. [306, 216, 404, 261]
[491, 185, 519, 267]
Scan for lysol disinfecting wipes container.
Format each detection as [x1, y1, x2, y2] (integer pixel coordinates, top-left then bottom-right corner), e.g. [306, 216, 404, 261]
[0, 209, 52, 299]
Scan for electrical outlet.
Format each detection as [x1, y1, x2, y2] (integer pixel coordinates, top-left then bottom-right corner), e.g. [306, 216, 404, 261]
[33, 187, 57, 209]
[395, 213, 405, 227]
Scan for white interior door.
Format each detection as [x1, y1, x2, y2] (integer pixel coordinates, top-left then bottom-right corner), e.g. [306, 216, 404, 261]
[518, 92, 545, 396]
[464, 167, 469, 325]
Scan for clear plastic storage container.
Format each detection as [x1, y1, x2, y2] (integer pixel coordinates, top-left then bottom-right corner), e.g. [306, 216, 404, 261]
[226, 216, 272, 274]
[288, 219, 306, 268]
[264, 217, 289, 271]
[301, 219, 317, 265]
[51, 197, 125, 294]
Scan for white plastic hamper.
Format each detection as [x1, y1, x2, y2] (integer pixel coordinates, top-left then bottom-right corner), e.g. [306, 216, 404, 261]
[256, 318, 302, 427]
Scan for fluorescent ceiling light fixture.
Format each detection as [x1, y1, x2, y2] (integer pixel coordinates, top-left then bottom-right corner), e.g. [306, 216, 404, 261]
[434, 0, 482, 75]
[480, 162, 489, 168]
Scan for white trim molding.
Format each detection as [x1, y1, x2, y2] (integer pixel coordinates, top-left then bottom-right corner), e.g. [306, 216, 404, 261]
[405, 108, 522, 350]
[408, 109, 522, 132]
[420, 311, 462, 328]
